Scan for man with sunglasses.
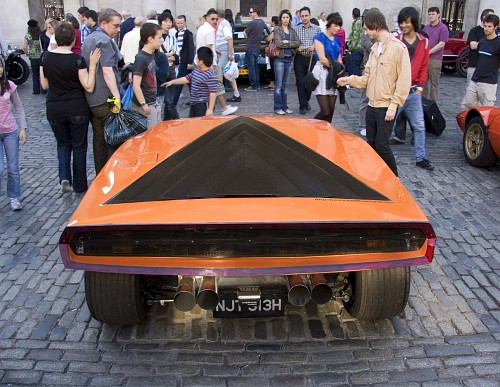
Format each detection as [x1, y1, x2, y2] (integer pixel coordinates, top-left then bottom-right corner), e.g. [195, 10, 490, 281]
[82, 8, 122, 174]
[244, 6, 269, 91]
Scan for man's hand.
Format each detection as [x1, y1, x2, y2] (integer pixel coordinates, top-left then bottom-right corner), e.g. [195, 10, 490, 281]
[161, 80, 173, 88]
[385, 109, 396, 121]
[142, 104, 150, 115]
[107, 97, 121, 114]
[337, 77, 349, 87]
[206, 108, 214, 116]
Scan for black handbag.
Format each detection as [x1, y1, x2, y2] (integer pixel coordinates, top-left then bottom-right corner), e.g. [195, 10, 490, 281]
[303, 55, 319, 92]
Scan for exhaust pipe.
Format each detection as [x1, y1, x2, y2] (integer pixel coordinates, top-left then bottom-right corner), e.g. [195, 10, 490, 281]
[309, 274, 333, 305]
[196, 276, 219, 310]
[174, 276, 196, 312]
[287, 275, 311, 306]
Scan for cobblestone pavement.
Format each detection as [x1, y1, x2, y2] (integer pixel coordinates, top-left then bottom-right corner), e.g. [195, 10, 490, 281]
[0, 71, 499, 386]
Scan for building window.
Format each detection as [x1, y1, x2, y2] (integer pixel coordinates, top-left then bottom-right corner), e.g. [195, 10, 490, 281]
[441, 0, 466, 33]
[43, 0, 65, 21]
[240, 0, 267, 17]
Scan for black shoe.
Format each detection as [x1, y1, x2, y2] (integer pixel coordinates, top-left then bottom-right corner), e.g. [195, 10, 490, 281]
[226, 96, 242, 102]
[299, 108, 307, 115]
[416, 159, 435, 170]
[389, 138, 405, 145]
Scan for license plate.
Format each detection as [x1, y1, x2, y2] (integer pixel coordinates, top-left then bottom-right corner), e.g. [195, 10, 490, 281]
[213, 290, 286, 318]
[239, 69, 249, 76]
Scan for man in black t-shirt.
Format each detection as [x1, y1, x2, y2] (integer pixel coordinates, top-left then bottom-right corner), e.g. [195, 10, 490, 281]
[466, 8, 494, 84]
[461, 14, 500, 110]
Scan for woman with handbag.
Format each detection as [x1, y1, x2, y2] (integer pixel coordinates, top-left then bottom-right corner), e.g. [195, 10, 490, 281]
[312, 13, 343, 123]
[40, 22, 101, 194]
[271, 10, 300, 115]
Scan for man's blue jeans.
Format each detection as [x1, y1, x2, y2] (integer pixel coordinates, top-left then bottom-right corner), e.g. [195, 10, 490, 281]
[0, 129, 21, 199]
[245, 48, 261, 90]
[48, 115, 90, 192]
[346, 50, 363, 76]
[273, 57, 293, 111]
[393, 91, 427, 162]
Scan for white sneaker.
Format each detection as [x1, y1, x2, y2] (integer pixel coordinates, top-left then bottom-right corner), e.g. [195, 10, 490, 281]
[61, 180, 72, 193]
[285, 109, 293, 114]
[221, 105, 238, 115]
[10, 197, 22, 211]
[359, 128, 366, 137]
[275, 110, 286, 115]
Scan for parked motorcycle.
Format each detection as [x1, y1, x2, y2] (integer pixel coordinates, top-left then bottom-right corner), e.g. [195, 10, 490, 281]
[6, 46, 30, 85]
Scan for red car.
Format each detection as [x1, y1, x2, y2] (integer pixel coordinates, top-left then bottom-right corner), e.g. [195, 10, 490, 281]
[456, 106, 500, 167]
[442, 31, 469, 78]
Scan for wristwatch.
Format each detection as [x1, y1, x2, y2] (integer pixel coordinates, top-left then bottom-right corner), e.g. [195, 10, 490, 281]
[140, 102, 147, 106]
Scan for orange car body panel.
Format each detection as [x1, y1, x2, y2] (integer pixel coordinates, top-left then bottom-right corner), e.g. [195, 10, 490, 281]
[456, 106, 500, 157]
[60, 116, 435, 275]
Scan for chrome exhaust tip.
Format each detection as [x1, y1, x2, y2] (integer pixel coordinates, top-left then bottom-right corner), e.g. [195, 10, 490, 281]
[287, 275, 311, 306]
[196, 276, 219, 310]
[174, 276, 196, 312]
[309, 274, 333, 305]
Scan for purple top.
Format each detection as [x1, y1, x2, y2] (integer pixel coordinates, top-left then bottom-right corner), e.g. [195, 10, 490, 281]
[423, 22, 449, 60]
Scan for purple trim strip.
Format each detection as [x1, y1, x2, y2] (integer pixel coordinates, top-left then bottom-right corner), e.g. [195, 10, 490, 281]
[60, 245, 430, 276]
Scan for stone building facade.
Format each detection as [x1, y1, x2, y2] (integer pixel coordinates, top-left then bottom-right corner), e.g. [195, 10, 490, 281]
[0, 0, 497, 47]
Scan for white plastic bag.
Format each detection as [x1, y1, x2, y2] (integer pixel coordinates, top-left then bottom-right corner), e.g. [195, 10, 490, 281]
[223, 60, 239, 82]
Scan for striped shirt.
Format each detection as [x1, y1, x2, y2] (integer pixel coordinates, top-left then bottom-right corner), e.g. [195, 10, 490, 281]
[186, 67, 218, 104]
[295, 23, 321, 56]
[176, 28, 185, 55]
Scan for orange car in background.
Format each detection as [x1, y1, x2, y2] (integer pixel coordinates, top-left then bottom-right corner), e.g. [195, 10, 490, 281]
[59, 116, 436, 325]
[457, 106, 500, 167]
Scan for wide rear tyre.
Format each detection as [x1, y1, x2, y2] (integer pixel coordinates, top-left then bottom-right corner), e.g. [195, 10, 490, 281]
[85, 272, 146, 325]
[463, 117, 497, 167]
[345, 267, 410, 320]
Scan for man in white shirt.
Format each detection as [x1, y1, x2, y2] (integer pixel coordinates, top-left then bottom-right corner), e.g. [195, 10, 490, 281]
[196, 9, 238, 115]
[120, 17, 146, 64]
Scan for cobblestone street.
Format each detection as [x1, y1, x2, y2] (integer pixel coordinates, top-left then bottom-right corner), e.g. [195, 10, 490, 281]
[0, 71, 499, 386]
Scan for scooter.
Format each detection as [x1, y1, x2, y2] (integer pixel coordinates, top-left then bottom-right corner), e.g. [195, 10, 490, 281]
[6, 45, 30, 85]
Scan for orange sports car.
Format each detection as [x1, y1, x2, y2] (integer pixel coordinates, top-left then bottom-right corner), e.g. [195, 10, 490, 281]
[59, 116, 436, 324]
[456, 106, 500, 167]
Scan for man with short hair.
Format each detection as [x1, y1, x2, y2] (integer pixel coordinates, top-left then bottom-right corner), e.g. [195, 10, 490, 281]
[196, 9, 238, 115]
[216, 9, 241, 103]
[172, 15, 195, 106]
[466, 8, 495, 84]
[422, 7, 448, 102]
[346, 8, 363, 76]
[461, 13, 500, 109]
[338, 10, 411, 177]
[82, 8, 122, 175]
[244, 6, 269, 91]
[292, 10, 301, 28]
[120, 16, 146, 64]
[83, 10, 98, 35]
[294, 6, 321, 114]
[119, 9, 135, 44]
[146, 10, 158, 24]
[77, 6, 90, 42]
[390, 7, 434, 171]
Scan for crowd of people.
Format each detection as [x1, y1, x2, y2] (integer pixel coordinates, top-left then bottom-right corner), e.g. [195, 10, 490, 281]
[0, 5, 499, 212]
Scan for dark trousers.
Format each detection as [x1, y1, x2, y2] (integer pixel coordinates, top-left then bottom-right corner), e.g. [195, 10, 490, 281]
[346, 50, 364, 76]
[163, 86, 180, 120]
[189, 102, 207, 117]
[89, 103, 114, 175]
[366, 106, 398, 176]
[294, 55, 316, 110]
[48, 115, 89, 192]
[29, 58, 41, 94]
[173, 63, 192, 106]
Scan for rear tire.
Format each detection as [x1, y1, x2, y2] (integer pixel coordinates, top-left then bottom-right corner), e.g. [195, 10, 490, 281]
[8, 57, 30, 85]
[456, 49, 469, 78]
[463, 117, 498, 167]
[85, 272, 146, 325]
[345, 267, 410, 320]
